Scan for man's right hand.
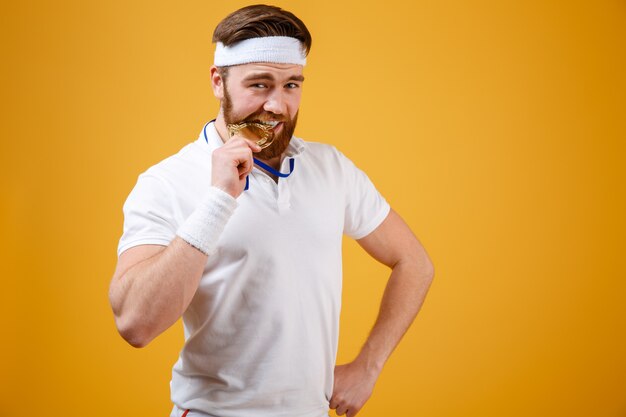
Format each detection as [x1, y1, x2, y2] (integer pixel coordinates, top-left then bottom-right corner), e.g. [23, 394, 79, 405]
[211, 135, 262, 198]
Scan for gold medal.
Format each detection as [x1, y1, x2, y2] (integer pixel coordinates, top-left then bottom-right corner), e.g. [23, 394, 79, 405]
[227, 122, 276, 149]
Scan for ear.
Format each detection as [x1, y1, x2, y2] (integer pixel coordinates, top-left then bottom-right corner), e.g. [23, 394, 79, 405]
[210, 65, 224, 100]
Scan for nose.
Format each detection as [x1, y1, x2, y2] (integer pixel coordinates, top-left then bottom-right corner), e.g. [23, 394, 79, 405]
[263, 89, 288, 116]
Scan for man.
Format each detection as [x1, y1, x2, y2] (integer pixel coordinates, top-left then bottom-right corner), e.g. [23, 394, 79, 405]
[108, 5, 434, 417]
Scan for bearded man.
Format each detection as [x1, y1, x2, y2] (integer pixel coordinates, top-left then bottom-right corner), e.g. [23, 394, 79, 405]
[109, 5, 434, 417]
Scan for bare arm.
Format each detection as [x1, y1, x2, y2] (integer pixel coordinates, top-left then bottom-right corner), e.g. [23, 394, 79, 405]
[108, 238, 208, 348]
[353, 208, 434, 371]
[330, 208, 435, 416]
[109, 135, 261, 348]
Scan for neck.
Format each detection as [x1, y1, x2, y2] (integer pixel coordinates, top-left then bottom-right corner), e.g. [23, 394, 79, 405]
[214, 112, 229, 144]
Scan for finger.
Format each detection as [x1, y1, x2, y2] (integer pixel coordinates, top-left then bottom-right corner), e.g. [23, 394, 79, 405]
[223, 147, 253, 173]
[242, 157, 256, 178]
[236, 154, 252, 174]
[336, 405, 348, 415]
[346, 408, 359, 417]
[244, 139, 263, 153]
[228, 135, 263, 153]
[238, 151, 253, 177]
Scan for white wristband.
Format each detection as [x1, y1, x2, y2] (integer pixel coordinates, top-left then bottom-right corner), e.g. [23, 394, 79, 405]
[176, 186, 238, 255]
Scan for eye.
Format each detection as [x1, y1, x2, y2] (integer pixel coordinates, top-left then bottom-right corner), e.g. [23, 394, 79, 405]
[250, 83, 267, 89]
[286, 83, 300, 89]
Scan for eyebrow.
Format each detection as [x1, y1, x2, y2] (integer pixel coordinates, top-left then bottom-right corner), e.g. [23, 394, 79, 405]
[241, 72, 305, 83]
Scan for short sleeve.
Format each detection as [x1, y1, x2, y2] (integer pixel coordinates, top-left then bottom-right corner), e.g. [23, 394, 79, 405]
[337, 149, 391, 239]
[117, 173, 178, 257]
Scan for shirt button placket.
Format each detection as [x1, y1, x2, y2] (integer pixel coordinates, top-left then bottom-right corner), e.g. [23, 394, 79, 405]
[277, 180, 291, 213]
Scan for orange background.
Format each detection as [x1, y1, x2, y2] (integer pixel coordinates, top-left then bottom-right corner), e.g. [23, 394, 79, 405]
[1, 1, 625, 416]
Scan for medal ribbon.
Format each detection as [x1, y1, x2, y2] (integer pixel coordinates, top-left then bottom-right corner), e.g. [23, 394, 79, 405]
[203, 120, 296, 191]
[245, 157, 295, 190]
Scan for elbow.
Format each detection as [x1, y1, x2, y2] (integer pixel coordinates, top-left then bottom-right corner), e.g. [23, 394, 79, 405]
[109, 277, 153, 348]
[403, 240, 435, 283]
[423, 257, 435, 287]
[109, 295, 152, 348]
[424, 259, 435, 282]
[396, 251, 435, 283]
[114, 313, 153, 348]
[414, 253, 435, 284]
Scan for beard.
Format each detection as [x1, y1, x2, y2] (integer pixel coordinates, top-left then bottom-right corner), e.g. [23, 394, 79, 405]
[222, 83, 298, 160]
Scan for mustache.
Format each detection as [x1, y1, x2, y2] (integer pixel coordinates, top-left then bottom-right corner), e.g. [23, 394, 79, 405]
[243, 112, 289, 123]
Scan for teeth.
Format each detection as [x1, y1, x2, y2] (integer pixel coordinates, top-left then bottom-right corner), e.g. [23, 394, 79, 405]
[264, 121, 280, 128]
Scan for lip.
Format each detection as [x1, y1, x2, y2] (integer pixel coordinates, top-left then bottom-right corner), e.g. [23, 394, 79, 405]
[246, 119, 284, 132]
[259, 120, 281, 127]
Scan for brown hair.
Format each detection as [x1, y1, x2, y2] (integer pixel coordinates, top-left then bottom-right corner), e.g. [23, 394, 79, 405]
[212, 4, 312, 61]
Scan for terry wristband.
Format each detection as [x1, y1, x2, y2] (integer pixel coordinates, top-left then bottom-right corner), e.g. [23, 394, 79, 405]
[176, 186, 238, 255]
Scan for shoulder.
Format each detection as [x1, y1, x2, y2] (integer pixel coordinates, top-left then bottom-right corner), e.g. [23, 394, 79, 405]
[123, 139, 213, 211]
[136, 140, 210, 185]
[297, 137, 350, 168]
[299, 138, 365, 181]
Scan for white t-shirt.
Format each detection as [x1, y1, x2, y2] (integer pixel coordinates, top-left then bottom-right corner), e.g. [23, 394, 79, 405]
[117, 121, 390, 417]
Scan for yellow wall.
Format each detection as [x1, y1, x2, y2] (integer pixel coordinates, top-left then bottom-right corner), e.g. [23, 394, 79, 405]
[2, 1, 625, 416]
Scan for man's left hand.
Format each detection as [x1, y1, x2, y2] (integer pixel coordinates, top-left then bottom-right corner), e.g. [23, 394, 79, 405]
[329, 360, 380, 417]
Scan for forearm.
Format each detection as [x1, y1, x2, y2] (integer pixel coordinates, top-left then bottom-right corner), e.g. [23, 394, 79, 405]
[355, 258, 434, 374]
[111, 186, 238, 347]
[111, 237, 207, 347]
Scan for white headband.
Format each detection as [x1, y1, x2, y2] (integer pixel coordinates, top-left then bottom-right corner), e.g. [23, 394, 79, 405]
[214, 36, 307, 66]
